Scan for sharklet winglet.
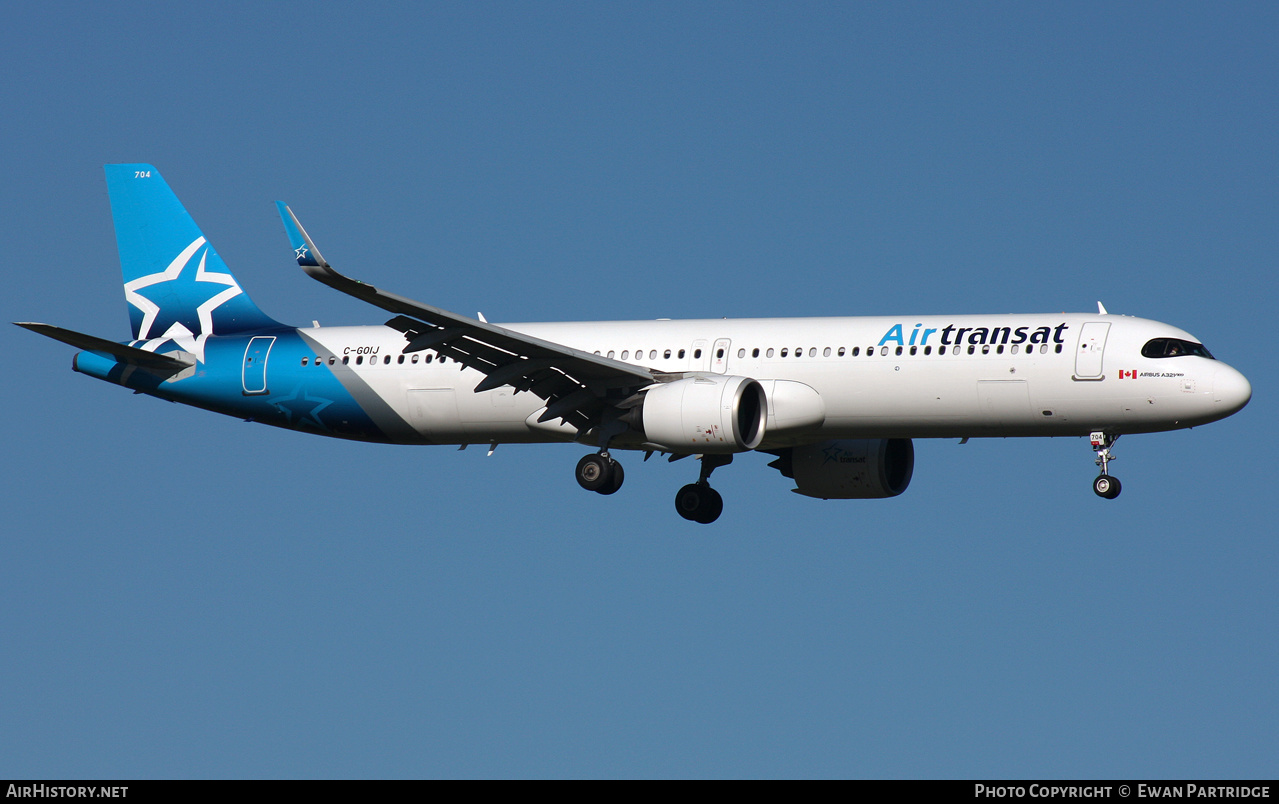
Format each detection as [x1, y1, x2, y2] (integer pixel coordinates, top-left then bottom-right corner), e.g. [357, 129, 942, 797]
[276, 202, 330, 270]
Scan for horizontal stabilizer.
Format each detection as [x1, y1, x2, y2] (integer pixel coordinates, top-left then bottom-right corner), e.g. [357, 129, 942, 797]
[15, 322, 195, 373]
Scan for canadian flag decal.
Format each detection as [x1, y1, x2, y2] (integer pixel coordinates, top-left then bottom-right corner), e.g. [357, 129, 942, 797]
[1119, 369, 1137, 379]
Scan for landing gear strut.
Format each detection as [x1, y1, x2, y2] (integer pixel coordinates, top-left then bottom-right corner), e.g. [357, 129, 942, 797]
[675, 454, 732, 524]
[576, 452, 624, 495]
[1090, 431, 1121, 499]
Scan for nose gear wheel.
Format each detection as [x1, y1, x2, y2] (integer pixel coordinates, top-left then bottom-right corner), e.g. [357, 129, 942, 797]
[1093, 474, 1121, 499]
[1089, 431, 1122, 499]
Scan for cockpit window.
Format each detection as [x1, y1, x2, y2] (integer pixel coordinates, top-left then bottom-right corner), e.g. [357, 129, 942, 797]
[1142, 338, 1214, 359]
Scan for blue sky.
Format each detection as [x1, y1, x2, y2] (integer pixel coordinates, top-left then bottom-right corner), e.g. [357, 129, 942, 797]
[2, 2, 1275, 778]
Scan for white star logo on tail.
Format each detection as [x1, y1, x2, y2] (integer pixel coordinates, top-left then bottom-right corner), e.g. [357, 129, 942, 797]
[123, 237, 243, 363]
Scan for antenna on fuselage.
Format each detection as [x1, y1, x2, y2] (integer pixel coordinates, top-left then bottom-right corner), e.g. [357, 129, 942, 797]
[1097, 301, 1109, 315]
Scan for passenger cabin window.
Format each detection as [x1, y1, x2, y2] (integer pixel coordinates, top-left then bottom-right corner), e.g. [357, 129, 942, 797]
[1142, 338, 1213, 359]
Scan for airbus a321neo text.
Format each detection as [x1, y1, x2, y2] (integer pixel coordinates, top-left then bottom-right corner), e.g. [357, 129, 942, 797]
[18, 165, 1252, 523]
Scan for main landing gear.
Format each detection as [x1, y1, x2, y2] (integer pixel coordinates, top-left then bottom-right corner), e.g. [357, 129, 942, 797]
[1090, 431, 1122, 499]
[576, 452, 624, 495]
[574, 450, 732, 523]
[675, 454, 732, 524]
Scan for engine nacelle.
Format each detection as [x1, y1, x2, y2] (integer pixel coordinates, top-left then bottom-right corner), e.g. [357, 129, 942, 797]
[636, 375, 767, 453]
[772, 438, 914, 499]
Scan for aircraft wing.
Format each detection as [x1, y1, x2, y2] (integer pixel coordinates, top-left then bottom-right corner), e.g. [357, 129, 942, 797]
[15, 322, 195, 374]
[276, 203, 658, 432]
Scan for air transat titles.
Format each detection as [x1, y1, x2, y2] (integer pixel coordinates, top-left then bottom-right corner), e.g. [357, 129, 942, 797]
[879, 322, 1070, 347]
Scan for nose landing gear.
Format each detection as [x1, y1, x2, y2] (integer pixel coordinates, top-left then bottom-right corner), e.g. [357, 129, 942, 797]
[1090, 431, 1121, 499]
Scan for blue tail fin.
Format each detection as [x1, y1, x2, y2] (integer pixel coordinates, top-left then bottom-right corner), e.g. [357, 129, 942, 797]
[105, 164, 283, 346]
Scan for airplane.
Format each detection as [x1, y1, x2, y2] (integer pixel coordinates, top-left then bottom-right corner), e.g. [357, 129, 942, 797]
[17, 164, 1252, 523]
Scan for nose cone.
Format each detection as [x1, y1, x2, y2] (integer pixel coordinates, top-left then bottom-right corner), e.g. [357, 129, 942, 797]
[1213, 364, 1252, 416]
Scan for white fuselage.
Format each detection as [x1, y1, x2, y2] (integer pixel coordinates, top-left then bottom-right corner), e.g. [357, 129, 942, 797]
[293, 312, 1251, 449]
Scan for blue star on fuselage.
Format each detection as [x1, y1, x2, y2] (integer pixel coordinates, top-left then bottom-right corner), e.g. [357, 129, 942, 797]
[269, 386, 333, 431]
